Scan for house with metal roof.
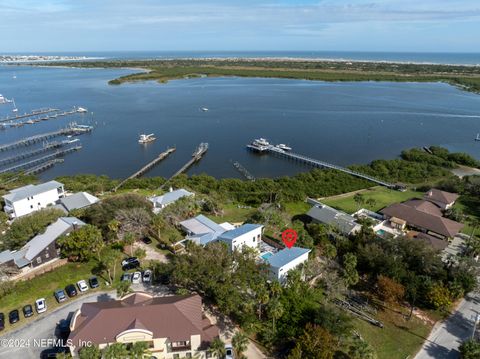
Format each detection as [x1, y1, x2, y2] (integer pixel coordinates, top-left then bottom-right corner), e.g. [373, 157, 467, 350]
[149, 188, 194, 213]
[218, 223, 263, 252]
[0, 217, 85, 270]
[56, 192, 99, 213]
[265, 247, 311, 283]
[68, 292, 219, 358]
[2, 181, 65, 219]
[307, 201, 361, 235]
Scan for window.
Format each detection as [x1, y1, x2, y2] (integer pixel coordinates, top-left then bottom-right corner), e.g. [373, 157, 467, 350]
[45, 252, 49, 259]
[38, 202, 40, 206]
[37, 257, 42, 264]
[253, 236, 256, 242]
[57, 248, 61, 255]
[30, 205, 33, 209]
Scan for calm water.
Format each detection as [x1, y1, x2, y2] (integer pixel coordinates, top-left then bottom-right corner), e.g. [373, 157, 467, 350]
[1, 65, 480, 180]
[3, 51, 480, 65]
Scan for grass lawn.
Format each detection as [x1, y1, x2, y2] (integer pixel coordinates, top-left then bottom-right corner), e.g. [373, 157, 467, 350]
[323, 187, 423, 214]
[353, 307, 432, 359]
[454, 196, 480, 237]
[0, 260, 114, 333]
[208, 203, 257, 223]
[283, 202, 311, 218]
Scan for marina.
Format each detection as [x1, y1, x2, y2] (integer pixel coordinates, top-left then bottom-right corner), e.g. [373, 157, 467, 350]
[0, 140, 75, 166]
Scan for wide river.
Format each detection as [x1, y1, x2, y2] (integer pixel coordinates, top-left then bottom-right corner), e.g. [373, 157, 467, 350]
[1, 65, 480, 180]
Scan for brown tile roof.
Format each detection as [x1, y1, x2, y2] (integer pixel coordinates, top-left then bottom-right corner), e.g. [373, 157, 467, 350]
[412, 232, 449, 251]
[380, 203, 463, 238]
[424, 189, 459, 205]
[68, 293, 218, 347]
[402, 199, 443, 217]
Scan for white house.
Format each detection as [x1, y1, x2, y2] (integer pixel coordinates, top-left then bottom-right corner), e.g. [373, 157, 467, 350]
[149, 188, 194, 213]
[218, 223, 263, 252]
[266, 247, 311, 283]
[2, 181, 65, 219]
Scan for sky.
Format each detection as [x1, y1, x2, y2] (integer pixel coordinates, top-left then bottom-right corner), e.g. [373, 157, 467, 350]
[1, 0, 479, 53]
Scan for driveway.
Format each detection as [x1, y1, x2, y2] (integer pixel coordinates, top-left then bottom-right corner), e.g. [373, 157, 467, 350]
[0, 291, 116, 359]
[415, 291, 480, 359]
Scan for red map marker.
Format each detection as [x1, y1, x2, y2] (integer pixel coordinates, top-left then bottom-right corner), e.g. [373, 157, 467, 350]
[282, 229, 298, 249]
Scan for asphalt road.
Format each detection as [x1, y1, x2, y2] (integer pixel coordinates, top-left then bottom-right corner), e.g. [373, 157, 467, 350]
[0, 291, 116, 359]
[415, 291, 480, 359]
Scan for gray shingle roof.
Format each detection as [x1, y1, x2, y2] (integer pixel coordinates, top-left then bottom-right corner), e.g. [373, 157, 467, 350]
[307, 204, 359, 234]
[150, 189, 193, 207]
[58, 192, 99, 212]
[267, 247, 311, 268]
[218, 224, 263, 243]
[3, 181, 64, 202]
[180, 215, 226, 235]
[23, 217, 85, 261]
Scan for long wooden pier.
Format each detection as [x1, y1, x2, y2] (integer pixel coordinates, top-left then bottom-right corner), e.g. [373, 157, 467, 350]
[0, 108, 59, 123]
[24, 159, 65, 175]
[161, 143, 209, 188]
[114, 148, 176, 191]
[0, 145, 82, 174]
[0, 127, 89, 152]
[0, 141, 68, 166]
[250, 144, 396, 188]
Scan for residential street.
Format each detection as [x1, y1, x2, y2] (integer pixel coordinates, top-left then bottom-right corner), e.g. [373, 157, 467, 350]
[0, 291, 116, 359]
[415, 291, 480, 359]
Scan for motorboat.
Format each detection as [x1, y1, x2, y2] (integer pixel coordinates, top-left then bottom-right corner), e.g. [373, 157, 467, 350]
[476, 133, 480, 142]
[276, 144, 292, 151]
[76, 107, 88, 113]
[201, 107, 209, 112]
[253, 138, 270, 146]
[139, 133, 156, 144]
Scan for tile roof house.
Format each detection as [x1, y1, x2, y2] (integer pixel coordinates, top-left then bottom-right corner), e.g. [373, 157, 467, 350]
[424, 189, 460, 210]
[2, 181, 65, 219]
[307, 202, 361, 235]
[380, 203, 463, 239]
[266, 247, 311, 283]
[68, 292, 219, 358]
[402, 199, 443, 217]
[149, 188, 194, 213]
[0, 217, 85, 269]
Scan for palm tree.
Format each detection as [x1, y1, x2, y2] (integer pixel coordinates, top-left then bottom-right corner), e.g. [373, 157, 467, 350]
[209, 337, 226, 358]
[268, 298, 284, 334]
[130, 341, 151, 359]
[232, 332, 249, 359]
[103, 343, 129, 359]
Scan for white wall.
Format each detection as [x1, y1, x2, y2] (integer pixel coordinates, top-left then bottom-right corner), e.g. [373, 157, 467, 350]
[9, 187, 64, 218]
[228, 226, 262, 252]
[270, 252, 310, 283]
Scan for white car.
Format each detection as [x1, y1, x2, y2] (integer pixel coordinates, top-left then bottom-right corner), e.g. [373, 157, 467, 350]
[131, 271, 142, 284]
[225, 344, 234, 359]
[77, 280, 89, 292]
[35, 298, 47, 314]
[143, 270, 152, 283]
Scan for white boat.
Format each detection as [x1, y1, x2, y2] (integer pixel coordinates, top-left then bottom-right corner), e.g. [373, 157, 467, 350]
[12, 98, 18, 112]
[77, 107, 88, 113]
[276, 144, 292, 151]
[201, 107, 209, 112]
[0, 94, 12, 104]
[253, 138, 270, 146]
[139, 133, 156, 144]
[475, 133, 480, 141]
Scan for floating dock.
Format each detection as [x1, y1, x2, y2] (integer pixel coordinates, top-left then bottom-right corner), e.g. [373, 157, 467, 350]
[247, 140, 397, 189]
[114, 147, 176, 191]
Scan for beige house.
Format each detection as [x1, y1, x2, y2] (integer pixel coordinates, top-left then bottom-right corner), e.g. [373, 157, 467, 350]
[68, 292, 219, 358]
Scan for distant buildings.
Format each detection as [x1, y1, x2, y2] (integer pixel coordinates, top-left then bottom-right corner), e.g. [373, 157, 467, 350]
[2, 181, 65, 219]
[264, 247, 311, 283]
[306, 199, 361, 236]
[68, 292, 219, 358]
[149, 188, 194, 213]
[0, 217, 85, 270]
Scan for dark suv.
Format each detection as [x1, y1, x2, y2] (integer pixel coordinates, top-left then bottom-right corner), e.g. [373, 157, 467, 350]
[22, 304, 34, 318]
[122, 257, 140, 270]
[8, 309, 19, 324]
[65, 284, 77, 297]
[89, 276, 99, 288]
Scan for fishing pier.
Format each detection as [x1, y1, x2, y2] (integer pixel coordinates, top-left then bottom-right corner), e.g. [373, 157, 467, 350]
[114, 147, 176, 191]
[247, 139, 397, 189]
[0, 140, 73, 166]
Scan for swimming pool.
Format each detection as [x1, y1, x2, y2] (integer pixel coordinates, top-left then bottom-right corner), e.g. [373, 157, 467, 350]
[260, 252, 273, 260]
[376, 229, 386, 236]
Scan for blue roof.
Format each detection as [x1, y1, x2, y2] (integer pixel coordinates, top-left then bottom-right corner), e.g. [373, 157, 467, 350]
[218, 223, 263, 242]
[150, 189, 193, 207]
[267, 247, 311, 268]
[188, 231, 224, 246]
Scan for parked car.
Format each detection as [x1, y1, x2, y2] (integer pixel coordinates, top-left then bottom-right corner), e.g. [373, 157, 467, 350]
[65, 284, 77, 297]
[35, 298, 47, 313]
[142, 237, 152, 244]
[8, 309, 19, 324]
[40, 346, 69, 359]
[131, 271, 142, 284]
[77, 280, 89, 292]
[121, 273, 131, 282]
[143, 269, 152, 283]
[121, 257, 138, 266]
[225, 344, 234, 359]
[54, 289, 67, 303]
[22, 304, 34, 318]
[0, 313, 4, 331]
[122, 258, 140, 271]
[89, 276, 99, 288]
